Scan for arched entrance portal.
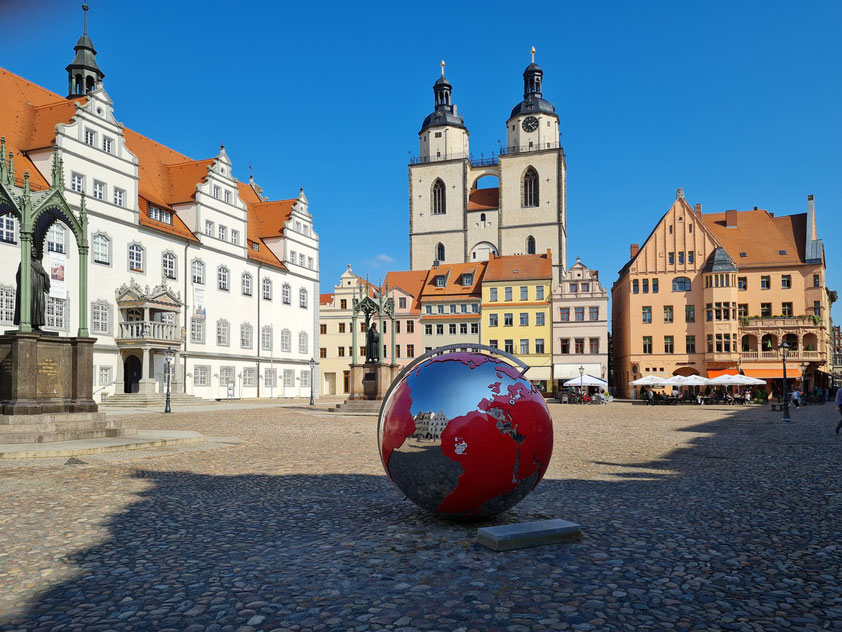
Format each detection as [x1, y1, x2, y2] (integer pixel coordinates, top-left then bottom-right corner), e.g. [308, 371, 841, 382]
[124, 355, 141, 393]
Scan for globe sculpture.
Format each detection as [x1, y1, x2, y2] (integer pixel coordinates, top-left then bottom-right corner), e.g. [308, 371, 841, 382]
[378, 350, 553, 520]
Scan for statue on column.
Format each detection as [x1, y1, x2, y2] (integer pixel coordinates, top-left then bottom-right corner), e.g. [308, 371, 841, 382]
[365, 322, 380, 363]
[13, 244, 50, 330]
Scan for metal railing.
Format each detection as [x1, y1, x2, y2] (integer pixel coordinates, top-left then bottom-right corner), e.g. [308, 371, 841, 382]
[117, 320, 183, 342]
[410, 142, 562, 167]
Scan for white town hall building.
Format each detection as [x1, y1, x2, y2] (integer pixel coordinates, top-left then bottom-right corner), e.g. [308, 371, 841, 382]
[0, 15, 320, 402]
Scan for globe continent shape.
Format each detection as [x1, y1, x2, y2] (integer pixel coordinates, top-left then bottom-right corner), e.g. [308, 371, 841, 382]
[378, 352, 553, 520]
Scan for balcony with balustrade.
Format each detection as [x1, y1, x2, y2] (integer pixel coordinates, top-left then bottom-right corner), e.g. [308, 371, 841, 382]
[116, 320, 184, 345]
[739, 315, 826, 365]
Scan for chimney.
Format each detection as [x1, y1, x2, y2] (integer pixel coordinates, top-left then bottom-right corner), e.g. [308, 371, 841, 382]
[432, 260, 439, 269]
[694, 203, 702, 216]
[630, 243, 640, 259]
[725, 209, 738, 228]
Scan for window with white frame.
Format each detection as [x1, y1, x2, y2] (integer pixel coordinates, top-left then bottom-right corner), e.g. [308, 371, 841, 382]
[92, 180, 105, 200]
[301, 369, 310, 388]
[217, 266, 229, 291]
[190, 317, 205, 343]
[290, 250, 297, 264]
[240, 323, 252, 348]
[0, 285, 15, 324]
[162, 251, 177, 280]
[128, 243, 144, 272]
[283, 369, 294, 388]
[242, 368, 256, 387]
[216, 319, 230, 346]
[224, 190, 232, 204]
[299, 253, 306, 266]
[102, 137, 113, 153]
[307, 256, 313, 269]
[47, 223, 66, 253]
[265, 368, 277, 388]
[194, 365, 210, 386]
[299, 288, 308, 308]
[90, 300, 111, 335]
[204, 220, 214, 236]
[92, 233, 110, 264]
[113, 188, 125, 206]
[241, 272, 252, 296]
[231, 229, 240, 245]
[280, 328, 291, 352]
[0, 216, 15, 243]
[220, 366, 235, 385]
[46, 297, 66, 329]
[84, 128, 97, 146]
[191, 259, 205, 285]
[213, 185, 220, 199]
[281, 283, 290, 304]
[298, 331, 308, 354]
[262, 278, 272, 300]
[149, 206, 172, 225]
[218, 225, 227, 241]
[71, 173, 84, 193]
[261, 325, 272, 350]
[99, 365, 112, 386]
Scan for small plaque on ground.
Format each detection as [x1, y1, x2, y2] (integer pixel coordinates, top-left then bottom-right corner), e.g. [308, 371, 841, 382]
[477, 519, 581, 551]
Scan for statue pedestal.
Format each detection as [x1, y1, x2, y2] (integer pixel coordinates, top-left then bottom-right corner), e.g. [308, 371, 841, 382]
[349, 362, 400, 400]
[0, 331, 97, 415]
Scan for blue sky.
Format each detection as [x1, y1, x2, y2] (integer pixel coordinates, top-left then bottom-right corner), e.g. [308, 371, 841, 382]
[4, 1, 841, 320]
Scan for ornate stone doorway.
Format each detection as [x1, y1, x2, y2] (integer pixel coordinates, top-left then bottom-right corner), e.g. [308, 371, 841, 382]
[124, 355, 141, 393]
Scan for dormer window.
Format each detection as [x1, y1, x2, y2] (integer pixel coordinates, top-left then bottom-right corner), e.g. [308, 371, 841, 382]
[149, 206, 172, 225]
[462, 273, 473, 286]
[435, 275, 445, 288]
[779, 250, 787, 255]
[252, 242, 259, 251]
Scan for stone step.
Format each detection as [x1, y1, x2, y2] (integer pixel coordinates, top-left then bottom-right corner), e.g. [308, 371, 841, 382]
[0, 412, 106, 425]
[0, 419, 124, 434]
[101, 393, 208, 408]
[0, 427, 137, 444]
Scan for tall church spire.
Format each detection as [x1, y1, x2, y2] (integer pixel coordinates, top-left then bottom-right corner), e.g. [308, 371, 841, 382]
[66, 3, 105, 99]
[420, 60, 465, 133]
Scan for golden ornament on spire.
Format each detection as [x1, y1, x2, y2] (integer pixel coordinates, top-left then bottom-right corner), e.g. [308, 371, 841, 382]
[531, 46, 536, 63]
[441, 59, 445, 77]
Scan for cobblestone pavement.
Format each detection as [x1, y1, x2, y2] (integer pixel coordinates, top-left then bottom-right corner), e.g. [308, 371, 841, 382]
[0, 402, 840, 631]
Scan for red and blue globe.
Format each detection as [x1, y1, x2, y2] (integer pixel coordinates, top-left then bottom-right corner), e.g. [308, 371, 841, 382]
[378, 351, 554, 519]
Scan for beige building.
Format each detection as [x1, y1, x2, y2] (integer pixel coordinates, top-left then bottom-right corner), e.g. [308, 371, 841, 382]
[408, 54, 567, 284]
[551, 257, 609, 389]
[612, 190, 831, 398]
[419, 262, 486, 353]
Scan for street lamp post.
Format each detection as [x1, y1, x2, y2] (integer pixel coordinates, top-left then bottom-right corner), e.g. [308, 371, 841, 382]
[779, 341, 791, 422]
[579, 365, 585, 404]
[309, 357, 315, 406]
[164, 346, 174, 414]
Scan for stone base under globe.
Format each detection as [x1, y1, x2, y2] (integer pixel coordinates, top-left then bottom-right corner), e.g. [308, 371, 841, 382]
[378, 351, 553, 520]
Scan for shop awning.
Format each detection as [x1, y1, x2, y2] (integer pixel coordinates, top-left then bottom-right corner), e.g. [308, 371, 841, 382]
[553, 363, 602, 380]
[706, 369, 739, 378]
[742, 368, 788, 379]
[526, 366, 552, 381]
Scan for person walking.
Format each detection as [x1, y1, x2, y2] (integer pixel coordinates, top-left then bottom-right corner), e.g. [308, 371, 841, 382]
[792, 388, 800, 409]
[836, 387, 842, 435]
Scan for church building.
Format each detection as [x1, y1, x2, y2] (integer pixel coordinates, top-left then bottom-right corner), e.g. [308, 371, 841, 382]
[408, 50, 567, 284]
[0, 7, 320, 402]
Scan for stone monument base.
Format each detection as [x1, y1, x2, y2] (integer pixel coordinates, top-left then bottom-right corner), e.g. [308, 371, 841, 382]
[0, 330, 97, 415]
[0, 411, 135, 444]
[349, 362, 400, 400]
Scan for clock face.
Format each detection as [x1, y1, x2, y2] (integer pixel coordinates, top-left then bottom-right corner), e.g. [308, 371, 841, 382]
[522, 116, 539, 132]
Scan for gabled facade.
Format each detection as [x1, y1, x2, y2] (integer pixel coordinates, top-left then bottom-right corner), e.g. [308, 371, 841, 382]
[408, 52, 567, 284]
[612, 190, 831, 398]
[0, 19, 320, 401]
[418, 261, 485, 352]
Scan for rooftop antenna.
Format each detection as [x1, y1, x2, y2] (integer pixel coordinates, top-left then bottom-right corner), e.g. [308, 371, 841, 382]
[531, 46, 535, 63]
[82, 3, 88, 35]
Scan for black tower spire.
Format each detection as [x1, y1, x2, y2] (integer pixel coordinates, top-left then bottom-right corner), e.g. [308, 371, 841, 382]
[66, 3, 105, 98]
[420, 60, 465, 133]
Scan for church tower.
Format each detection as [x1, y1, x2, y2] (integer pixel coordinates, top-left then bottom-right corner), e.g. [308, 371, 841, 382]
[409, 62, 470, 270]
[66, 4, 105, 98]
[408, 50, 567, 283]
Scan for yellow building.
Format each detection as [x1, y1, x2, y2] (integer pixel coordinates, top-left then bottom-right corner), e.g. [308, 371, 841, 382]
[481, 252, 553, 392]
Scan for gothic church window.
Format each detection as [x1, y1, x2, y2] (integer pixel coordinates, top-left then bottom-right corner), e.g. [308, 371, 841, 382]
[523, 167, 539, 208]
[431, 179, 446, 215]
[435, 243, 445, 262]
[526, 236, 536, 255]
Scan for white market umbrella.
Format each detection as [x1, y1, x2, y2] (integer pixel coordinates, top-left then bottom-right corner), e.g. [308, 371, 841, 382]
[709, 373, 754, 386]
[630, 375, 666, 386]
[563, 374, 607, 388]
[661, 375, 690, 386]
[680, 375, 711, 386]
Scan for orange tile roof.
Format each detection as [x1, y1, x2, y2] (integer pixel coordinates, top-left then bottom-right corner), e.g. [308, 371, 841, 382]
[0, 66, 296, 268]
[419, 262, 486, 300]
[383, 269, 428, 313]
[702, 209, 807, 267]
[138, 196, 198, 242]
[320, 293, 334, 306]
[484, 251, 552, 282]
[467, 187, 499, 211]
